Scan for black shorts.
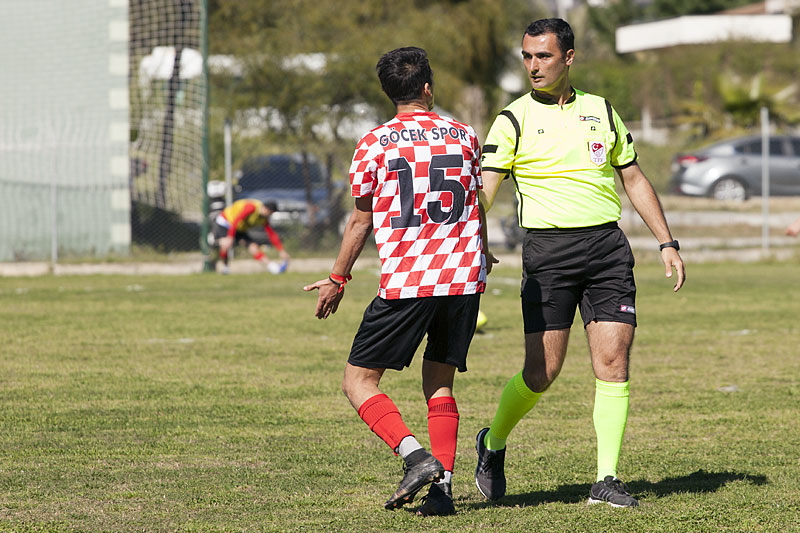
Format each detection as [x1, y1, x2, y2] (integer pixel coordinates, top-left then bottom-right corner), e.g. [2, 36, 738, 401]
[211, 220, 252, 247]
[348, 293, 481, 372]
[521, 222, 637, 333]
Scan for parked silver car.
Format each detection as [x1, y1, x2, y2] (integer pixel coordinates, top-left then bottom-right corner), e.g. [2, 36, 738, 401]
[670, 135, 800, 201]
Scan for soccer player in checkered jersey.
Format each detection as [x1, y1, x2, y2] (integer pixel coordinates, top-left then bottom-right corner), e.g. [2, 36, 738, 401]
[305, 46, 492, 515]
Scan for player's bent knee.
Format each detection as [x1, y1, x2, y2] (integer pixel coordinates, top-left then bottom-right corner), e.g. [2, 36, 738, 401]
[521, 370, 552, 394]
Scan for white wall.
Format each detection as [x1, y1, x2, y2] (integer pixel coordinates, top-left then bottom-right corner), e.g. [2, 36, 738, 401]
[0, 0, 130, 261]
[616, 15, 792, 54]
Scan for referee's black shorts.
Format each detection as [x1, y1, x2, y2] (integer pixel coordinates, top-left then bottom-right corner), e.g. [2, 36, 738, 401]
[348, 293, 481, 372]
[521, 222, 637, 333]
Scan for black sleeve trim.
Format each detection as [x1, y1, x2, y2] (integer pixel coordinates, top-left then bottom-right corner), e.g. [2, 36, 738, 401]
[482, 166, 511, 174]
[612, 153, 638, 169]
[626, 132, 633, 144]
[604, 99, 618, 153]
[499, 110, 521, 155]
[482, 144, 498, 154]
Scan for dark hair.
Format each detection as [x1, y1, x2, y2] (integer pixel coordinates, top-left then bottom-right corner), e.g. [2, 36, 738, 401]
[263, 200, 278, 213]
[524, 18, 574, 56]
[375, 47, 433, 105]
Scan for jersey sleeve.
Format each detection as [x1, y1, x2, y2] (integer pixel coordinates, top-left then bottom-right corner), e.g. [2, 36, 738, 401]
[263, 224, 284, 251]
[349, 131, 380, 197]
[608, 104, 637, 168]
[480, 111, 518, 175]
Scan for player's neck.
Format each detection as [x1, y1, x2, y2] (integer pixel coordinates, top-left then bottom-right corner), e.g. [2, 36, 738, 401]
[396, 100, 431, 115]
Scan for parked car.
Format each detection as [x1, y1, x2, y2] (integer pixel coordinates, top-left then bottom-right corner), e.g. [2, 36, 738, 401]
[670, 134, 800, 201]
[233, 153, 334, 229]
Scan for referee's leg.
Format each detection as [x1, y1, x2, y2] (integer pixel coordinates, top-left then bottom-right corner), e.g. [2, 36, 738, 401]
[482, 329, 568, 452]
[586, 321, 634, 485]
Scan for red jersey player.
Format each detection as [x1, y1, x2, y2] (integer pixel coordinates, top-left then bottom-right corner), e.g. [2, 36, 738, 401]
[211, 198, 289, 274]
[305, 46, 495, 515]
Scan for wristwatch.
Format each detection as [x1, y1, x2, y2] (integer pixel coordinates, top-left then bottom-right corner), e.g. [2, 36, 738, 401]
[659, 240, 680, 251]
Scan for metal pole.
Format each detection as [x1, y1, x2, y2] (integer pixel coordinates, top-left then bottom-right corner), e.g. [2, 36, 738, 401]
[200, 0, 214, 271]
[50, 182, 58, 267]
[224, 118, 233, 259]
[224, 119, 233, 207]
[760, 106, 770, 254]
[557, 0, 566, 19]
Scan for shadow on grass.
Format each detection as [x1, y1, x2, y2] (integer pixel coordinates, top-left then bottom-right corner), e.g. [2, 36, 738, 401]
[466, 469, 768, 509]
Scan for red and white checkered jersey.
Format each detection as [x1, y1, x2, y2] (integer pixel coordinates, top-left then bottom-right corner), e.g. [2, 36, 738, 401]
[349, 110, 486, 300]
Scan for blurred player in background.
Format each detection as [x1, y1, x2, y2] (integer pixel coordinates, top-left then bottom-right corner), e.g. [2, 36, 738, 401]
[474, 18, 685, 508]
[785, 215, 800, 237]
[305, 46, 492, 515]
[211, 198, 290, 274]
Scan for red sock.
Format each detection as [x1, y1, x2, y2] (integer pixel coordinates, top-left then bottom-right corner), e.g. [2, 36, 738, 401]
[427, 396, 459, 472]
[357, 394, 413, 452]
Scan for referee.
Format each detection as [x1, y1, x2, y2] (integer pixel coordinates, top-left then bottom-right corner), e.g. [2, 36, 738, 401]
[474, 18, 685, 508]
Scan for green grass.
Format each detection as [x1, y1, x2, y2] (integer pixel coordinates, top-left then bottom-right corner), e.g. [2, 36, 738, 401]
[1, 261, 799, 531]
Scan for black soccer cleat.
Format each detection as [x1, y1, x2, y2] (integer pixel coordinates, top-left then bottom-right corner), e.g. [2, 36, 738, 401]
[474, 427, 506, 501]
[588, 475, 639, 508]
[416, 482, 455, 516]
[384, 449, 444, 510]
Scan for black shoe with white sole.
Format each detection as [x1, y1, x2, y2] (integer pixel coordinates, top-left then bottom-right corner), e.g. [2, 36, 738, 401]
[588, 476, 639, 508]
[474, 427, 506, 501]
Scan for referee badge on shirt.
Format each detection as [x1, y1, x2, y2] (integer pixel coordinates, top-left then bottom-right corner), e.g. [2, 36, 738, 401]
[588, 141, 606, 165]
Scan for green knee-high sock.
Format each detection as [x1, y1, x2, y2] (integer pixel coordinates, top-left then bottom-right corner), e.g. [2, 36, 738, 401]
[593, 379, 630, 482]
[485, 371, 542, 451]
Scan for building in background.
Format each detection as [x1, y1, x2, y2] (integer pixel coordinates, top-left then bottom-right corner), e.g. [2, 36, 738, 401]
[615, 1, 797, 54]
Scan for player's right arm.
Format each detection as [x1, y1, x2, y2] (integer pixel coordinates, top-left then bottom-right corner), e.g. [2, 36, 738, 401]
[304, 196, 373, 319]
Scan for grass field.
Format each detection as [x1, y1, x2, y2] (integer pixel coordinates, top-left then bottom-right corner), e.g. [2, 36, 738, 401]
[1, 260, 799, 531]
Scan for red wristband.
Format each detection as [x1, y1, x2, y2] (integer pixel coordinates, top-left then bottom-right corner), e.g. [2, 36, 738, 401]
[329, 273, 352, 284]
[329, 273, 352, 293]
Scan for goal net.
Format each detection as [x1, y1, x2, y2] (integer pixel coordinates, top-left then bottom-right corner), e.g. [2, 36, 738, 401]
[129, 0, 209, 252]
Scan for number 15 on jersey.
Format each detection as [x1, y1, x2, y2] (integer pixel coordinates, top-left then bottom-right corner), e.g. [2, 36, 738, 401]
[389, 154, 467, 229]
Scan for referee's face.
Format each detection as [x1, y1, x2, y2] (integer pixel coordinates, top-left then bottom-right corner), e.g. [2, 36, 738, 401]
[521, 32, 574, 97]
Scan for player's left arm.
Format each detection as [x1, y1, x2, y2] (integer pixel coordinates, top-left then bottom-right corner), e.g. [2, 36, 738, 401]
[618, 162, 685, 292]
[303, 196, 374, 319]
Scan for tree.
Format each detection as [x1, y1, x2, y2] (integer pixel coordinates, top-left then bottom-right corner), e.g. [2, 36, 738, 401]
[206, 0, 541, 245]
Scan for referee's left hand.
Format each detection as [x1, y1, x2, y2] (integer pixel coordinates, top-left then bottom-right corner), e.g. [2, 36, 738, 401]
[304, 278, 345, 319]
[485, 249, 500, 275]
[661, 248, 685, 292]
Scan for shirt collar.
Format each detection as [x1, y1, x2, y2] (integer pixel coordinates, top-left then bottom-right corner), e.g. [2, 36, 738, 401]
[529, 87, 576, 106]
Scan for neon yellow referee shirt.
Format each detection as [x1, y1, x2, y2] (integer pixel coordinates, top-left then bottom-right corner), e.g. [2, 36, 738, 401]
[482, 88, 637, 229]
